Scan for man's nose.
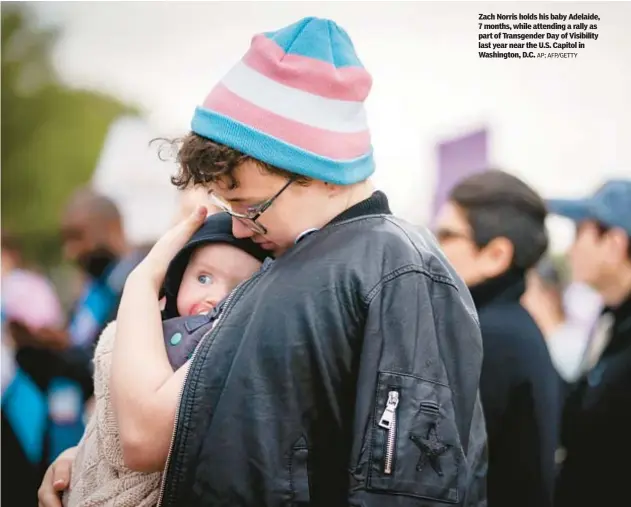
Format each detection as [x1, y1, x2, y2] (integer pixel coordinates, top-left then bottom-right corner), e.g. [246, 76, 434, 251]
[232, 218, 255, 239]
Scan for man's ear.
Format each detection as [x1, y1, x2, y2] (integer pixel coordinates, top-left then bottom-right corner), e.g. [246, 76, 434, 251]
[324, 181, 345, 197]
[479, 236, 514, 278]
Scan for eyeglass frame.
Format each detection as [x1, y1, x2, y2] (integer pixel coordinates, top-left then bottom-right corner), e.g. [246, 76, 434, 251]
[433, 227, 474, 244]
[208, 177, 296, 235]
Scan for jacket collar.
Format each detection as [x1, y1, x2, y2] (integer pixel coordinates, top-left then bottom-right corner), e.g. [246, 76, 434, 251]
[328, 191, 392, 226]
[294, 191, 392, 246]
[468, 268, 527, 310]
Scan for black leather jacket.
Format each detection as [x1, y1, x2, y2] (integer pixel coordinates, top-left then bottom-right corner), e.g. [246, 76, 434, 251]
[159, 195, 488, 506]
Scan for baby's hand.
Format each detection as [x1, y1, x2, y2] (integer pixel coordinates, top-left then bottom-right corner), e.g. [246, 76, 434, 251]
[130, 205, 208, 292]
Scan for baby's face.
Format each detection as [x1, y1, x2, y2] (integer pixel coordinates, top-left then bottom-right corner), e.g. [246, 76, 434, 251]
[176, 244, 262, 317]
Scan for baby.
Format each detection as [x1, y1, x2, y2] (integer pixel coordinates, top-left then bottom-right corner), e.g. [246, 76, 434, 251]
[64, 213, 268, 506]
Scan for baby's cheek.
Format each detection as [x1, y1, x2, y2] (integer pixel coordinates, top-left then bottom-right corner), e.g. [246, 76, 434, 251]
[211, 280, 235, 302]
[176, 281, 196, 316]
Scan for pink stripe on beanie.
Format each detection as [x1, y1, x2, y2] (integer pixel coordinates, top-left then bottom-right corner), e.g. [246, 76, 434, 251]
[191, 17, 375, 185]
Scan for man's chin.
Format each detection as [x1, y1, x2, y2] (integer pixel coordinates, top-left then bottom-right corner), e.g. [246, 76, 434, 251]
[253, 239, 291, 257]
[256, 241, 276, 250]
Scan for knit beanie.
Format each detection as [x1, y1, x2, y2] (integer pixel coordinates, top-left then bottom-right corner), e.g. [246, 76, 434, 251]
[190, 17, 374, 185]
[162, 212, 269, 318]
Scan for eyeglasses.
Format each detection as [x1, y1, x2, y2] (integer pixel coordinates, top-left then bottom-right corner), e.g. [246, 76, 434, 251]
[208, 178, 295, 235]
[434, 228, 473, 243]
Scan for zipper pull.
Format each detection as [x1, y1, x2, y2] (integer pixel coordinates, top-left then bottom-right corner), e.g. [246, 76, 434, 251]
[378, 391, 400, 429]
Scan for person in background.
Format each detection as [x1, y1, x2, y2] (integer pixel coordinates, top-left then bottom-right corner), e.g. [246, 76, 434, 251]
[6, 187, 145, 476]
[434, 169, 561, 507]
[59, 187, 146, 353]
[2, 320, 47, 507]
[12, 187, 143, 354]
[523, 257, 595, 383]
[523, 257, 567, 338]
[548, 179, 631, 507]
[2, 233, 66, 341]
[1, 233, 86, 507]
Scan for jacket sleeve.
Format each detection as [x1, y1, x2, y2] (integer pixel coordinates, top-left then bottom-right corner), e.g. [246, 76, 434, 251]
[348, 269, 488, 506]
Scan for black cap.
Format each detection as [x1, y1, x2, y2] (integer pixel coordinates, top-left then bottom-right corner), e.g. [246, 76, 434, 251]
[162, 212, 269, 317]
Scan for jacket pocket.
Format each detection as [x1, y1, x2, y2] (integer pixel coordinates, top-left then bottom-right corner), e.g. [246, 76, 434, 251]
[367, 371, 464, 503]
[289, 436, 311, 504]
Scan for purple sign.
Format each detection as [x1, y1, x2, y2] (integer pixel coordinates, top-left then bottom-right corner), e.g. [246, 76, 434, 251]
[431, 129, 488, 221]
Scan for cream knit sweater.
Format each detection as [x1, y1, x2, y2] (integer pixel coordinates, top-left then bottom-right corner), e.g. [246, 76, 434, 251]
[64, 322, 162, 507]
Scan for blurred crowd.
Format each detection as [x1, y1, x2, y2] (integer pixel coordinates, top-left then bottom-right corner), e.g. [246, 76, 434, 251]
[1, 6, 630, 507]
[2, 169, 630, 506]
[1, 185, 214, 504]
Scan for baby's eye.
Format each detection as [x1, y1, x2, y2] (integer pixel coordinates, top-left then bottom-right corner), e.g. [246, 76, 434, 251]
[197, 274, 213, 285]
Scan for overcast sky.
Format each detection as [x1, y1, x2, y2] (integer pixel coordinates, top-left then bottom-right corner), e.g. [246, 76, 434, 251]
[26, 1, 631, 248]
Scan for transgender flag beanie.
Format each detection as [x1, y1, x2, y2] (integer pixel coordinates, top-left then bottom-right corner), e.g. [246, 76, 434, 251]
[190, 17, 375, 185]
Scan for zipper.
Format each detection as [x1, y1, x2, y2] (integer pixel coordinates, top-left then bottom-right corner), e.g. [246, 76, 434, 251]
[378, 390, 400, 475]
[157, 257, 274, 506]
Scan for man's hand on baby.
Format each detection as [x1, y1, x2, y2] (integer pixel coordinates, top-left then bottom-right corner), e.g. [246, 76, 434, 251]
[130, 205, 208, 292]
[38, 446, 77, 507]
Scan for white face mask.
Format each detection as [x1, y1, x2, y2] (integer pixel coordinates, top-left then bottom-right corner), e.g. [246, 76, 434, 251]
[294, 228, 320, 245]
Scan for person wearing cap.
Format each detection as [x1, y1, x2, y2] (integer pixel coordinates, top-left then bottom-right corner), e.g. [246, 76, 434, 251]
[434, 170, 562, 507]
[523, 257, 600, 384]
[38, 16, 487, 507]
[548, 179, 631, 507]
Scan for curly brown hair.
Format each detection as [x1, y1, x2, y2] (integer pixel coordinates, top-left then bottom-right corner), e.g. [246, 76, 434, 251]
[156, 132, 310, 190]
